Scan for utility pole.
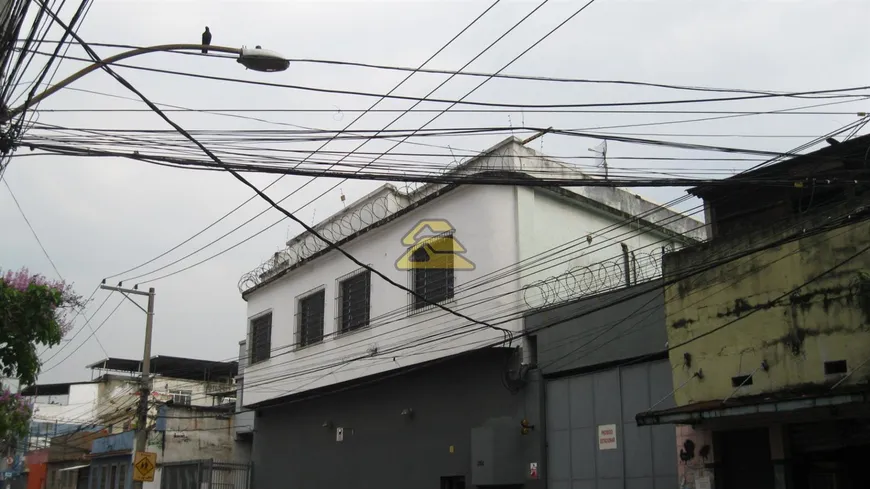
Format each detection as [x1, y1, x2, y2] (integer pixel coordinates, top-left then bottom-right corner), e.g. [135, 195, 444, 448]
[100, 283, 154, 489]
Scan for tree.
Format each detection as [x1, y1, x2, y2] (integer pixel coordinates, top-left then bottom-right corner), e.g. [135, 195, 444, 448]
[0, 267, 82, 385]
[0, 388, 32, 445]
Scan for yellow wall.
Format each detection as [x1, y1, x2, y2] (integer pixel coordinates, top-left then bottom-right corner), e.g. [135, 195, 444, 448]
[664, 219, 870, 406]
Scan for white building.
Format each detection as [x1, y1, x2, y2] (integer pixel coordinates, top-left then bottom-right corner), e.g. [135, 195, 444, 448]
[238, 136, 705, 407]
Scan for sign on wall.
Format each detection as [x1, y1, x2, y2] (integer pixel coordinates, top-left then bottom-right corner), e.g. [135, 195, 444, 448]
[598, 424, 617, 450]
[395, 219, 476, 271]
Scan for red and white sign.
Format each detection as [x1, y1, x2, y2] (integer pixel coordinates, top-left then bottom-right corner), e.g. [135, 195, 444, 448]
[598, 424, 617, 450]
[529, 462, 538, 479]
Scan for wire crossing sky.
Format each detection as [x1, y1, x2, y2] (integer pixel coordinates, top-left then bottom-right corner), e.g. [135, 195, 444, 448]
[1, 0, 869, 385]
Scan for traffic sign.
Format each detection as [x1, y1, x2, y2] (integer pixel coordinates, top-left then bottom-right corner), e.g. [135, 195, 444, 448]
[132, 451, 157, 482]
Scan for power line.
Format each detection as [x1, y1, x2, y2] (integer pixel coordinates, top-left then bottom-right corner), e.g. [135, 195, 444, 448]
[25, 141, 865, 188]
[35, 3, 521, 352]
[3, 177, 111, 362]
[96, 0, 504, 282]
[19, 39, 870, 100]
[39, 288, 110, 367]
[15, 44, 868, 105]
[15, 45, 870, 109]
[41, 293, 124, 373]
[101, 0, 562, 288]
[245, 210, 870, 401]
[3, 179, 61, 278]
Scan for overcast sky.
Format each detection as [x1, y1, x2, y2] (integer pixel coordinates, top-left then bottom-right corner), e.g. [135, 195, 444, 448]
[2, 0, 869, 384]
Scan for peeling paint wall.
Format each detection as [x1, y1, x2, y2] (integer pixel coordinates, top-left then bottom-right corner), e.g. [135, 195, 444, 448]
[663, 218, 870, 405]
[676, 426, 715, 489]
[148, 406, 233, 463]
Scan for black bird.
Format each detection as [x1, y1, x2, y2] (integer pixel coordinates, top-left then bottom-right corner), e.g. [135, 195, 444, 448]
[201, 27, 212, 54]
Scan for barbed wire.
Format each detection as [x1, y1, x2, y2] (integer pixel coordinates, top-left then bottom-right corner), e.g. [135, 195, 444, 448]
[521, 246, 672, 308]
[237, 145, 540, 293]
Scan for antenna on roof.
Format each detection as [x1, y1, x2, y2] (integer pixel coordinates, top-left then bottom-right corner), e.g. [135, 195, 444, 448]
[589, 140, 608, 180]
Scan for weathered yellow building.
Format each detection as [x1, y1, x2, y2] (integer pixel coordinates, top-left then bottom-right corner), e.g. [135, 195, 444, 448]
[665, 216, 870, 406]
[637, 133, 870, 489]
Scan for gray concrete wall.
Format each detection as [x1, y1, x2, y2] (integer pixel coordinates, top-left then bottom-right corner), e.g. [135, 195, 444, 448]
[527, 281, 667, 374]
[157, 406, 233, 463]
[251, 348, 544, 489]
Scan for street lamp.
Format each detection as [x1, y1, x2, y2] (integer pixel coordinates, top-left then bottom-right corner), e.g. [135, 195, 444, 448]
[3, 43, 289, 121]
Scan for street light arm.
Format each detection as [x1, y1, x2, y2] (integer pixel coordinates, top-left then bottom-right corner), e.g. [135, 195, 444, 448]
[6, 44, 241, 120]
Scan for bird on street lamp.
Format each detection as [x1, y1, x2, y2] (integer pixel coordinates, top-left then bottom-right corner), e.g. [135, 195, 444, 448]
[1, 43, 290, 122]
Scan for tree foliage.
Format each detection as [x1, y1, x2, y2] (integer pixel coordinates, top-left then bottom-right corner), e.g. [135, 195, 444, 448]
[0, 388, 32, 445]
[0, 267, 82, 385]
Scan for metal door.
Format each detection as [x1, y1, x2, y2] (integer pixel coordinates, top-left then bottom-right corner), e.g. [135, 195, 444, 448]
[545, 359, 677, 489]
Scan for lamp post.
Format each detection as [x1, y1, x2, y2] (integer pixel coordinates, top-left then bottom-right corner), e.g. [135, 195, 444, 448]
[2, 43, 289, 122]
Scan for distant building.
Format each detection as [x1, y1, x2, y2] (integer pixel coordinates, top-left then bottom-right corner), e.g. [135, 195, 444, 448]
[638, 134, 870, 489]
[17, 356, 239, 489]
[21, 356, 238, 451]
[84, 402, 246, 489]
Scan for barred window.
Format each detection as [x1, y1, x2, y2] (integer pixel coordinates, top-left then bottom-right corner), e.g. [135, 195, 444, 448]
[337, 269, 371, 334]
[411, 234, 455, 311]
[250, 312, 272, 364]
[298, 289, 325, 347]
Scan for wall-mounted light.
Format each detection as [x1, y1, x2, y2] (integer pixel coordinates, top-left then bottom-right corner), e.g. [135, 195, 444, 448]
[521, 419, 535, 435]
[400, 408, 414, 418]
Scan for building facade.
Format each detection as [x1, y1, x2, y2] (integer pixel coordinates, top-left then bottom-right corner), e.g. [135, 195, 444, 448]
[239, 136, 702, 408]
[238, 137, 703, 488]
[638, 134, 870, 489]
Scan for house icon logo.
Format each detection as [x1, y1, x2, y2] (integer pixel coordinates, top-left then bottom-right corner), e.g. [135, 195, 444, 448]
[395, 219, 475, 271]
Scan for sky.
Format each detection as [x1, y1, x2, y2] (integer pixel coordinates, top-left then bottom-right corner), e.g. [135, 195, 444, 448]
[2, 0, 869, 384]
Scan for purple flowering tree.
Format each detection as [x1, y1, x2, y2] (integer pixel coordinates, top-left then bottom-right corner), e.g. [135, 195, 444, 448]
[0, 267, 84, 387]
[0, 389, 31, 444]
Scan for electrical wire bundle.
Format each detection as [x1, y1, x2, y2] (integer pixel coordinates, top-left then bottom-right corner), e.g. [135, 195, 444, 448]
[13, 0, 870, 414]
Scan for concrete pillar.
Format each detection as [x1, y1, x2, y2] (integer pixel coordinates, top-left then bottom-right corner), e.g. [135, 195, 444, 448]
[768, 424, 793, 489]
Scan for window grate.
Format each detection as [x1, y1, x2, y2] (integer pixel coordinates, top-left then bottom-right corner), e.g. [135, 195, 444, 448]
[250, 313, 272, 364]
[297, 289, 325, 348]
[169, 389, 192, 406]
[337, 269, 372, 334]
[408, 232, 456, 312]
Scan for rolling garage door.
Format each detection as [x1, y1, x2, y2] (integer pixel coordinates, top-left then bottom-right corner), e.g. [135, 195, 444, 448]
[546, 359, 677, 489]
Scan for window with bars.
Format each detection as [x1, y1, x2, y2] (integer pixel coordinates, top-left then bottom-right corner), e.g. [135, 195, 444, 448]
[170, 389, 192, 405]
[337, 269, 371, 334]
[297, 289, 325, 347]
[250, 312, 272, 364]
[410, 234, 455, 311]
